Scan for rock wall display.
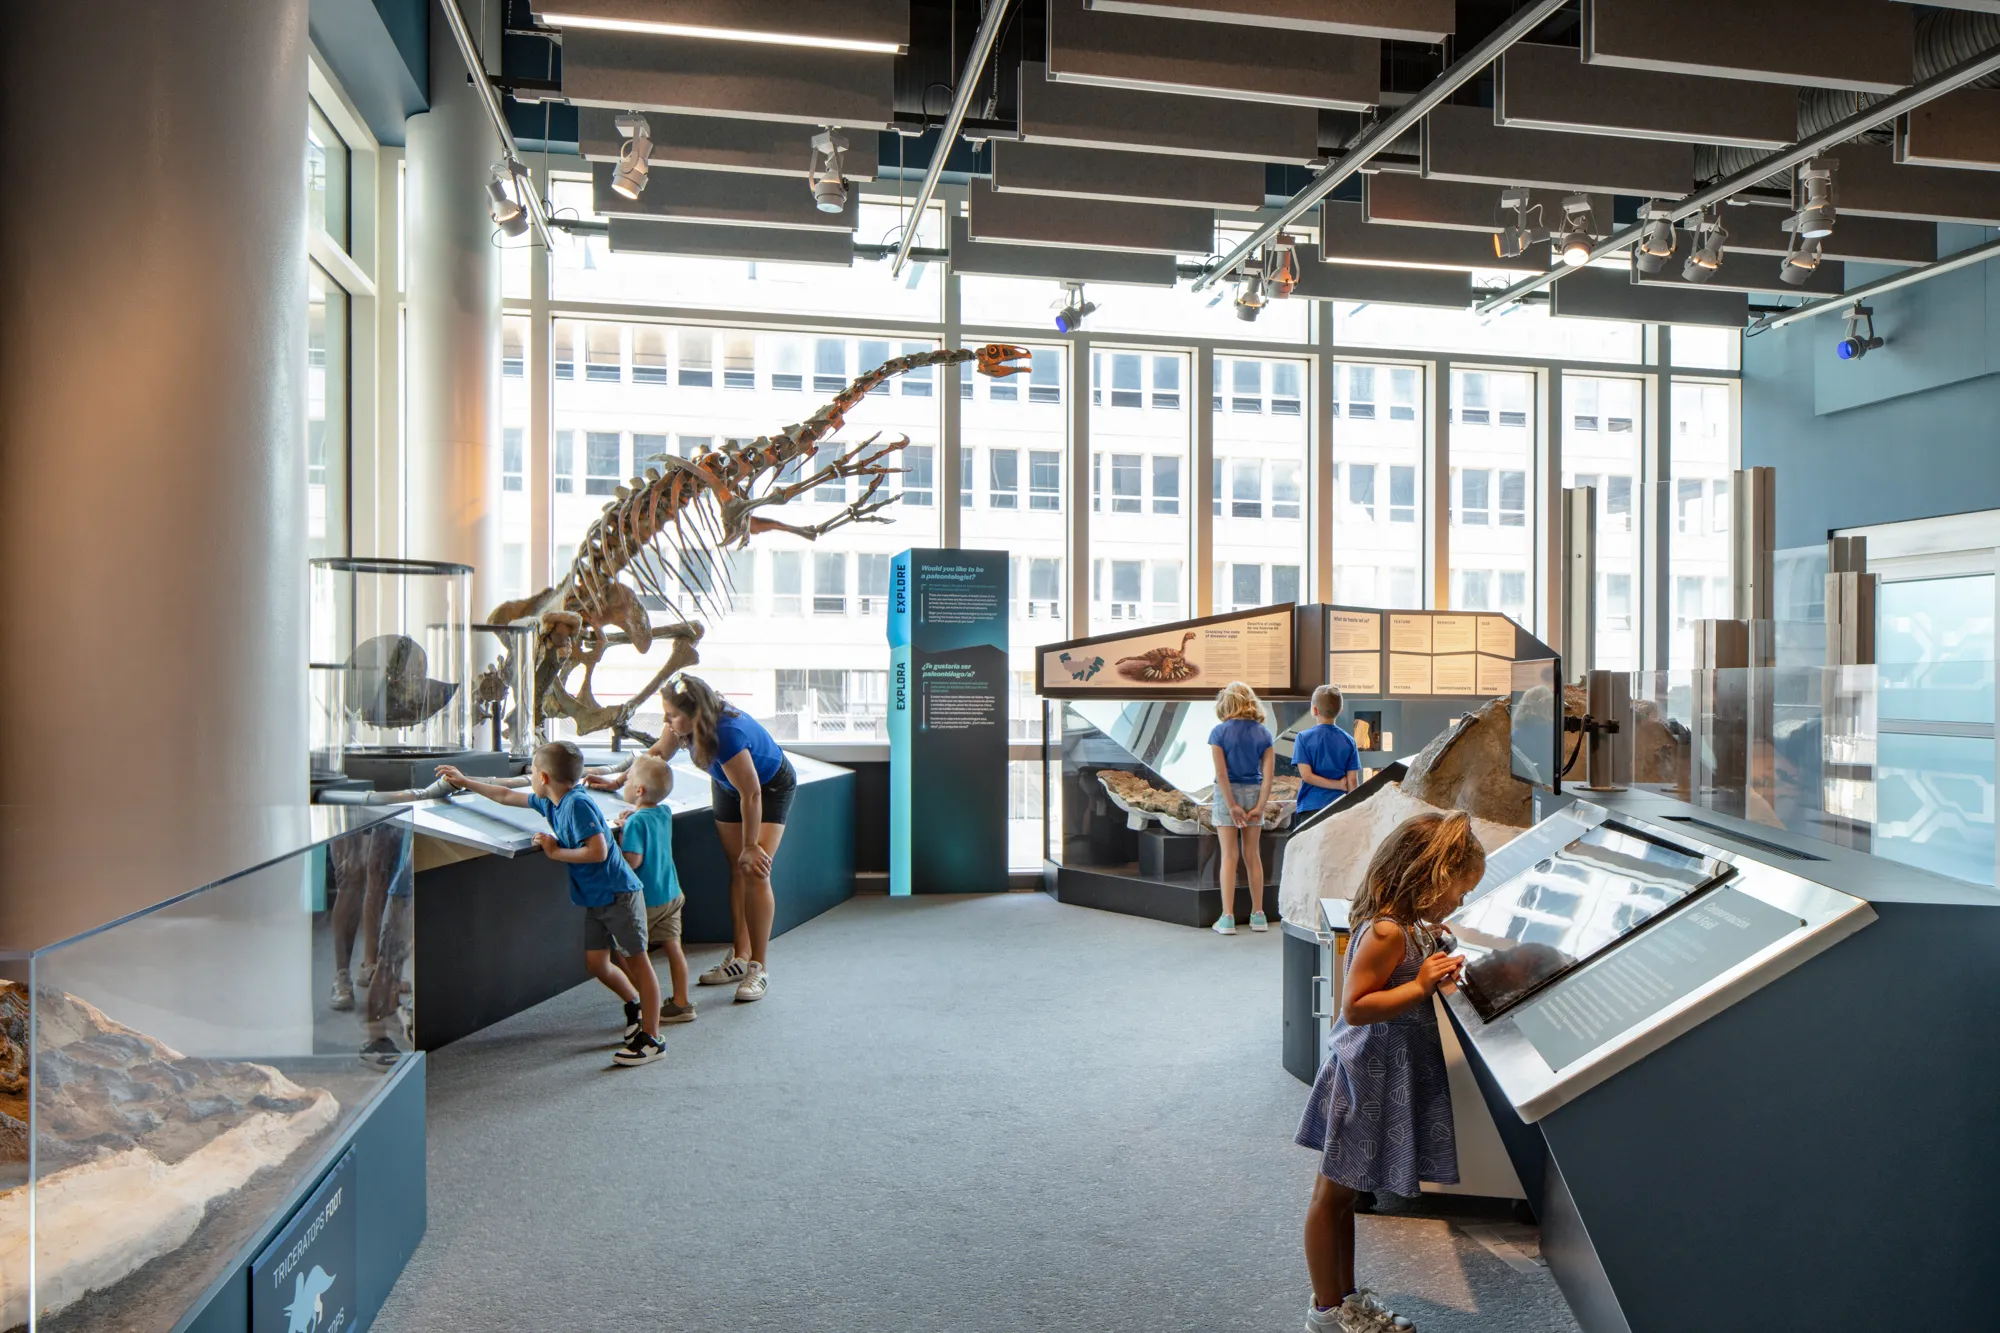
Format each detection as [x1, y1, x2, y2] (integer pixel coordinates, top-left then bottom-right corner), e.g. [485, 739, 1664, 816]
[1278, 784, 1524, 926]
[0, 982, 338, 1328]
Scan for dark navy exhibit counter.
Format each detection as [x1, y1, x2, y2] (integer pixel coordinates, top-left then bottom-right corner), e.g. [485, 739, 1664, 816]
[401, 749, 855, 1050]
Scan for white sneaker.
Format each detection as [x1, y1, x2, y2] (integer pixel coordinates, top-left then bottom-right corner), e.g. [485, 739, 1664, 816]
[1250, 911, 1271, 932]
[1212, 914, 1238, 935]
[1344, 1290, 1415, 1332]
[699, 955, 748, 986]
[1305, 1302, 1344, 1331]
[734, 962, 768, 1003]
[355, 961, 376, 988]
[329, 970, 355, 1011]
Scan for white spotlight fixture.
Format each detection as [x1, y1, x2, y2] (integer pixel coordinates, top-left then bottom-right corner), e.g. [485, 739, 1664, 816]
[1557, 193, 1596, 267]
[1789, 157, 1838, 241]
[612, 113, 653, 200]
[1053, 281, 1096, 334]
[1492, 187, 1541, 260]
[809, 128, 849, 214]
[1683, 208, 1727, 283]
[1779, 232, 1823, 287]
[1261, 234, 1301, 300]
[1634, 202, 1678, 275]
[487, 160, 528, 238]
[1234, 268, 1266, 322]
[1835, 304, 1883, 361]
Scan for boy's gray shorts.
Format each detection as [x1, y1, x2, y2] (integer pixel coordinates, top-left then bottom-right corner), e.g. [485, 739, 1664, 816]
[583, 892, 649, 957]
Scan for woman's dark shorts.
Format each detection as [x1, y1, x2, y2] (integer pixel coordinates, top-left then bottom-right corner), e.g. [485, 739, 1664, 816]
[712, 755, 797, 826]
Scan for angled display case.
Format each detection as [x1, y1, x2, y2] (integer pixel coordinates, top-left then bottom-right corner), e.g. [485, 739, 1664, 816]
[0, 807, 425, 1333]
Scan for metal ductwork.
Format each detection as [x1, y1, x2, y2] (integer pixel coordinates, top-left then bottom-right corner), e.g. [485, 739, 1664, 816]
[1915, 11, 2000, 87]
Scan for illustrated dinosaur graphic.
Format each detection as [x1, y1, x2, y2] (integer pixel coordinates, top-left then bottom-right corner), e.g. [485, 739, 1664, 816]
[283, 1265, 337, 1333]
[483, 344, 1030, 744]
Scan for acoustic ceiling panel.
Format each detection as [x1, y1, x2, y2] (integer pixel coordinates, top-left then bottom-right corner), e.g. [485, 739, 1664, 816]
[1550, 266, 1748, 327]
[1900, 89, 2000, 171]
[947, 217, 1179, 287]
[966, 179, 1214, 255]
[561, 30, 895, 128]
[1047, 0, 1378, 110]
[1582, 0, 1913, 93]
[577, 109, 879, 179]
[1634, 257, 1849, 298]
[1836, 143, 2000, 223]
[1497, 43, 1797, 149]
[1288, 246, 1475, 308]
[1717, 203, 1937, 265]
[534, 0, 910, 53]
[1321, 201, 1549, 274]
[1364, 174, 1611, 237]
[607, 217, 857, 267]
[1018, 61, 1319, 164]
[1422, 105, 1696, 198]
[1082, 0, 1454, 43]
[991, 141, 1266, 211]
[593, 163, 860, 231]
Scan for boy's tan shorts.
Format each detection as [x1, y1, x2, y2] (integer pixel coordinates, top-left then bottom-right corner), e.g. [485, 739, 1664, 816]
[646, 896, 684, 946]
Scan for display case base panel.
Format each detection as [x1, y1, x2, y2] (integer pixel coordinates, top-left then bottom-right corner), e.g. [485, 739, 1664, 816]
[1047, 860, 1289, 929]
[415, 848, 588, 1051]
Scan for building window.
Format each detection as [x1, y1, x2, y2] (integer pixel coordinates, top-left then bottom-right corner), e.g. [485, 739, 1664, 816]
[990, 448, 1020, 509]
[633, 326, 668, 384]
[772, 339, 805, 392]
[677, 330, 713, 387]
[961, 448, 975, 508]
[1273, 564, 1301, 605]
[676, 434, 710, 459]
[1500, 570, 1527, 614]
[772, 550, 803, 615]
[1678, 478, 1705, 533]
[1498, 469, 1527, 528]
[503, 427, 524, 492]
[860, 339, 890, 394]
[1231, 461, 1263, 519]
[1347, 365, 1376, 419]
[1110, 559, 1142, 619]
[1028, 557, 1062, 618]
[1029, 348, 1061, 404]
[1348, 463, 1377, 522]
[1606, 475, 1634, 531]
[553, 319, 576, 379]
[1151, 355, 1180, 409]
[554, 430, 576, 494]
[1231, 358, 1263, 414]
[1029, 450, 1060, 511]
[586, 431, 621, 496]
[901, 341, 933, 397]
[1389, 367, 1418, 421]
[1150, 456, 1180, 515]
[585, 324, 622, 382]
[723, 333, 756, 389]
[1458, 469, 1491, 526]
[1111, 455, 1143, 514]
[813, 338, 846, 393]
[502, 318, 525, 377]
[1230, 562, 1262, 608]
[1572, 377, 1600, 431]
[1389, 465, 1416, 524]
[1271, 362, 1302, 416]
[858, 552, 891, 615]
[1460, 569, 1493, 610]
[1712, 476, 1731, 532]
[1603, 572, 1633, 629]
[1151, 561, 1181, 619]
[1110, 354, 1142, 408]
[632, 433, 667, 468]
[1459, 371, 1491, 425]
[904, 444, 935, 506]
[1271, 462, 1302, 520]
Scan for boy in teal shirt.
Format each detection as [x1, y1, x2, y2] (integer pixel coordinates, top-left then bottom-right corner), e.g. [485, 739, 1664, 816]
[616, 756, 694, 1023]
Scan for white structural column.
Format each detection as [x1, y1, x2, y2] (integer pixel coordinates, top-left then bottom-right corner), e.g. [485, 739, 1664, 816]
[406, 4, 503, 611]
[0, 1, 309, 832]
[1429, 358, 1454, 608]
[1193, 350, 1217, 617]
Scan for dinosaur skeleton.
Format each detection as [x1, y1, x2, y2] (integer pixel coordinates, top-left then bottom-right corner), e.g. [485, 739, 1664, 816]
[485, 343, 1031, 747]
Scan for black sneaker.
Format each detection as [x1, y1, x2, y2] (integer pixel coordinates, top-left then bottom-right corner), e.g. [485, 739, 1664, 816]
[611, 1032, 666, 1067]
[622, 999, 643, 1041]
[359, 1037, 402, 1067]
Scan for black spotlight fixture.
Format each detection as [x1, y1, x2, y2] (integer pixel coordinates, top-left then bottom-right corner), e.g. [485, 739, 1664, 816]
[1836, 304, 1882, 361]
[1054, 281, 1096, 333]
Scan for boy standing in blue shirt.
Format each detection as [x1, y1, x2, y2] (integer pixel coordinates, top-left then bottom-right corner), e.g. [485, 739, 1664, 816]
[440, 741, 666, 1066]
[613, 756, 694, 1025]
[1293, 686, 1363, 817]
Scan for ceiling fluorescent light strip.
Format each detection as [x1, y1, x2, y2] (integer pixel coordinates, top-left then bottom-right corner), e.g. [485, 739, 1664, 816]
[538, 13, 902, 54]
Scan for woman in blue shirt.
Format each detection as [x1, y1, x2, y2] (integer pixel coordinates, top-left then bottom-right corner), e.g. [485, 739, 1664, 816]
[655, 674, 795, 1003]
[1208, 681, 1276, 935]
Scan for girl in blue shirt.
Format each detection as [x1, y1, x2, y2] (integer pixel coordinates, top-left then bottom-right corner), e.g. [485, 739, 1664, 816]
[1207, 681, 1275, 935]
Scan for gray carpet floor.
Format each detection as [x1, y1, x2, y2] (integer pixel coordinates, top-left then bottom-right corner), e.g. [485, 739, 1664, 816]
[372, 892, 1582, 1333]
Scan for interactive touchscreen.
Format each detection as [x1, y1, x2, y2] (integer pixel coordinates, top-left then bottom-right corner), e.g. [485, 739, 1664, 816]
[1449, 820, 1735, 1023]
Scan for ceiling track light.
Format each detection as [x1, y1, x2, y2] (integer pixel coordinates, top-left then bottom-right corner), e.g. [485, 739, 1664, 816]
[1683, 208, 1728, 283]
[1492, 186, 1543, 260]
[1234, 268, 1266, 322]
[1633, 202, 1678, 275]
[809, 127, 849, 214]
[612, 113, 653, 200]
[487, 159, 529, 238]
[1260, 234, 1301, 300]
[1836, 303, 1883, 361]
[1788, 157, 1839, 242]
[1779, 232, 1824, 286]
[1053, 281, 1096, 334]
[1557, 193, 1596, 267]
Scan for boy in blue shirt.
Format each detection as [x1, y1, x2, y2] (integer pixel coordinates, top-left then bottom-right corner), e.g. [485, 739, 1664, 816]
[612, 756, 694, 1025]
[439, 741, 666, 1066]
[1293, 686, 1363, 817]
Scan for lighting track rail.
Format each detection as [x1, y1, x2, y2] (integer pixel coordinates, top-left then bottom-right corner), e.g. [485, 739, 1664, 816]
[1473, 38, 2000, 317]
[440, 0, 557, 252]
[893, 0, 1014, 278]
[1192, 0, 1569, 294]
[1751, 234, 2000, 333]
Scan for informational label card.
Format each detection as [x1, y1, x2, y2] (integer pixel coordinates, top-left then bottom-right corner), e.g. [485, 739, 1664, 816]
[1037, 607, 1294, 694]
[1431, 653, 1477, 695]
[1328, 651, 1381, 695]
[1476, 654, 1514, 698]
[1512, 887, 1803, 1072]
[253, 1152, 357, 1333]
[1389, 613, 1433, 654]
[1388, 653, 1434, 695]
[1432, 614, 1478, 655]
[1479, 614, 1519, 657]
[1328, 609, 1382, 652]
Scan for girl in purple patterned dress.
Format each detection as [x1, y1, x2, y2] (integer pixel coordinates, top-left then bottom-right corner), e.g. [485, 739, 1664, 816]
[1296, 812, 1486, 1333]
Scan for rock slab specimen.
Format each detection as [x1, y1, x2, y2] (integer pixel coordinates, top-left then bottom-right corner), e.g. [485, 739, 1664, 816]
[0, 982, 338, 1327]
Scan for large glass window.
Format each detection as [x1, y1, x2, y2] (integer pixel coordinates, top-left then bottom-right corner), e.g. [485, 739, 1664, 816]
[1565, 375, 1644, 669]
[1215, 355, 1309, 612]
[551, 322, 939, 738]
[306, 263, 348, 559]
[1090, 349, 1189, 631]
[1450, 370, 1533, 624]
[1670, 380, 1738, 667]
[1333, 361, 1422, 608]
[306, 100, 349, 250]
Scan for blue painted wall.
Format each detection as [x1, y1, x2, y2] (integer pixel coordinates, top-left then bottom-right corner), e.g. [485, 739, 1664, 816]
[310, 0, 427, 145]
[1743, 225, 2000, 549]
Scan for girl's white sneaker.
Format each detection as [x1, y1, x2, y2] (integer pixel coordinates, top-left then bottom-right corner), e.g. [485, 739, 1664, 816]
[1212, 915, 1238, 935]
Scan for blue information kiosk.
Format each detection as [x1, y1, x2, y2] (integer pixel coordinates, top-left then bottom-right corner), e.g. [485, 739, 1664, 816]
[887, 549, 1010, 894]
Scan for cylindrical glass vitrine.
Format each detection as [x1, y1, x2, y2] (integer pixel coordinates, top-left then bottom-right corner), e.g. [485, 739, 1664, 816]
[309, 557, 474, 755]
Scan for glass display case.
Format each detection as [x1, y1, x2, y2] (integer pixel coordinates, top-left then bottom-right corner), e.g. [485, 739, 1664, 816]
[0, 808, 417, 1332]
[310, 556, 475, 755]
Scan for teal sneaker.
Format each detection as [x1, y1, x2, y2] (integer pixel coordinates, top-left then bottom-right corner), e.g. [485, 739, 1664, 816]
[1212, 914, 1238, 936]
[1249, 911, 1270, 932]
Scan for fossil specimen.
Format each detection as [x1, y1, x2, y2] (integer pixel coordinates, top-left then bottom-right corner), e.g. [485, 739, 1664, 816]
[1115, 631, 1200, 683]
